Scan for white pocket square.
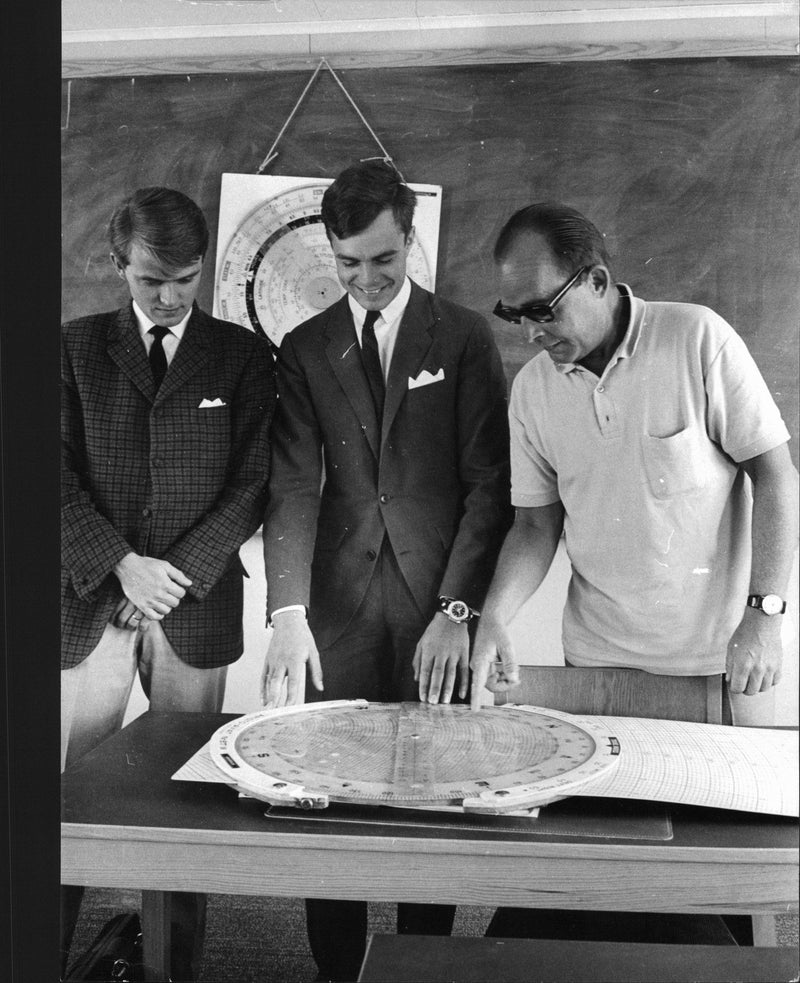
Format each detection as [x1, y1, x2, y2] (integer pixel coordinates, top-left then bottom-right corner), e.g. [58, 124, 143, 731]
[199, 397, 226, 408]
[408, 368, 445, 390]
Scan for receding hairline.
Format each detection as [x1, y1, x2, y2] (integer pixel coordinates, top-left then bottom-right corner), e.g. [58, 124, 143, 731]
[494, 202, 612, 274]
[494, 229, 562, 271]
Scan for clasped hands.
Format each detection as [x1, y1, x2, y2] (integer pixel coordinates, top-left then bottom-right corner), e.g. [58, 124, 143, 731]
[112, 552, 192, 631]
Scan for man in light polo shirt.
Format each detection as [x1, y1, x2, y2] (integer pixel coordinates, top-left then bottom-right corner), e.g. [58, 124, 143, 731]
[470, 201, 797, 722]
[468, 200, 797, 945]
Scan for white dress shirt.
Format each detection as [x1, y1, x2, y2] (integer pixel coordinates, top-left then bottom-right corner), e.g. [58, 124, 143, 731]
[348, 277, 412, 382]
[133, 301, 191, 367]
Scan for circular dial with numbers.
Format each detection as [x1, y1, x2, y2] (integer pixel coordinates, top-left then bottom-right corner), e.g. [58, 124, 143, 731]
[215, 183, 435, 346]
[209, 700, 620, 814]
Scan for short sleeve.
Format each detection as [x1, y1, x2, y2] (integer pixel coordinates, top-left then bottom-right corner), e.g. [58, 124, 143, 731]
[508, 375, 561, 508]
[704, 323, 790, 462]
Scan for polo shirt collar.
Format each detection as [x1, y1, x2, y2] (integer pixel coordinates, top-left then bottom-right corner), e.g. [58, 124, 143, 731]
[555, 283, 642, 375]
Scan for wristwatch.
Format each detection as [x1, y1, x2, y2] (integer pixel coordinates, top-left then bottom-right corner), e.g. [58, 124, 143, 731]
[438, 596, 479, 624]
[746, 594, 787, 616]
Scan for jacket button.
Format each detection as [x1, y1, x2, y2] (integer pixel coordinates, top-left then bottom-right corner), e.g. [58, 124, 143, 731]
[379, 493, 389, 504]
[141, 507, 151, 518]
[366, 549, 377, 561]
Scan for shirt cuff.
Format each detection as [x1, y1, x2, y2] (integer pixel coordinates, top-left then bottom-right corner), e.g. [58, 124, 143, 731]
[268, 604, 307, 627]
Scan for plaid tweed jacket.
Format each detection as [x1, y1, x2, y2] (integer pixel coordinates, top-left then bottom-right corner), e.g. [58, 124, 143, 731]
[61, 303, 275, 669]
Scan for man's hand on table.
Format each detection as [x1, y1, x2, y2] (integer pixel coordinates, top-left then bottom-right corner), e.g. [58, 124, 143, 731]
[469, 616, 521, 710]
[261, 610, 323, 708]
[413, 613, 470, 704]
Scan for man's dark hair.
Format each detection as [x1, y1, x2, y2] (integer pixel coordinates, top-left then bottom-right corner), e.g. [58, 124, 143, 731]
[494, 202, 611, 275]
[321, 160, 416, 241]
[109, 186, 209, 268]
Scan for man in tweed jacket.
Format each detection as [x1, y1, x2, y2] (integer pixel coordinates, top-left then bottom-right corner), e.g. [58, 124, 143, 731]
[61, 187, 275, 980]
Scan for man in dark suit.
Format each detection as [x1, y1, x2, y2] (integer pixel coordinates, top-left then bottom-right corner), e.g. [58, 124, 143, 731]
[61, 187, 275, 980]
[261, 160, 512, 981]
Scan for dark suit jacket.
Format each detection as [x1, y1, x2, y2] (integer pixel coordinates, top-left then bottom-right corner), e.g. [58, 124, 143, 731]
[61, 303, 276, 669]
[263, 281, 512, 650]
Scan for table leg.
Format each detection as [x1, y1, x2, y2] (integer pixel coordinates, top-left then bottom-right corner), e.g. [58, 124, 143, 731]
[141, 890, 172, 981]
[751, 914, 778, 947]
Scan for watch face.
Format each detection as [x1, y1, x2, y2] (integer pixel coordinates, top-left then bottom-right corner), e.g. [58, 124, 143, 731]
[444, 600, 469, 621]
[761, 594, 784, 615]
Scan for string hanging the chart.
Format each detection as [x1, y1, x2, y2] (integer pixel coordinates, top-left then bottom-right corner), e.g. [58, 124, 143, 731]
[257, 56, 405, 181]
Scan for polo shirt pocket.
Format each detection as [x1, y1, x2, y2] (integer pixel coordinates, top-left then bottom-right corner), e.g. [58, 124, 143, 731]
[642, 427, 706, 499]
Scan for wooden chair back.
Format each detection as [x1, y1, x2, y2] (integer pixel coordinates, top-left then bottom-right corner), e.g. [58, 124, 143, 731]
[494, 667, 731, 725]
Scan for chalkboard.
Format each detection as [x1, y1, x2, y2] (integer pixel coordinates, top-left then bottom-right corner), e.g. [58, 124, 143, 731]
[61, 57, 798, 454]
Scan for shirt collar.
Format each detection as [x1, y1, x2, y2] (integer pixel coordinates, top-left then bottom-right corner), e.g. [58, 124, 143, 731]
[555, 283, 641, 375]
[348, 277, 412, 329]
[614, 284, 642, 360]
[132, 300, 192, 341]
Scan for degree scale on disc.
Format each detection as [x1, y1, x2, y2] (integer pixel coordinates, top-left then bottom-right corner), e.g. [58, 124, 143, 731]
[209, 701, 621, 815]
[213, 175, 442, 347]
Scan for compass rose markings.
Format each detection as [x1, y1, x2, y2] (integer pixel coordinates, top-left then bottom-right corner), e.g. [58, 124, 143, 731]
[215, 182, 435, 347]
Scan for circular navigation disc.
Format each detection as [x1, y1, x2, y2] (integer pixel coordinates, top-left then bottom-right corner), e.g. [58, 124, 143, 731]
[215, 184, 434, 346]
[209, 701, 620, 814]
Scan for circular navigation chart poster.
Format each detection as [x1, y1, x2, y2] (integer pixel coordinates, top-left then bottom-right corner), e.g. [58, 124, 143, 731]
[213, 174, 442, 346]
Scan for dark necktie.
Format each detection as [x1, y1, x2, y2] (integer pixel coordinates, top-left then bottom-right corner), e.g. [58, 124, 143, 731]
[148, 325, 170, 390]
[361, 309, 384, 418]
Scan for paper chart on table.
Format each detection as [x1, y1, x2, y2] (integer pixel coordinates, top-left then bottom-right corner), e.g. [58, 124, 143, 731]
[172, 711, 798, 817]
[569, 715, 798, 816]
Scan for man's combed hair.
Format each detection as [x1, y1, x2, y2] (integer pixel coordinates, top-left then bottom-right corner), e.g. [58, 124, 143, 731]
[109, 186, 209, 268]
[494, 202, 611, 275]
[321, 160, 417, 241]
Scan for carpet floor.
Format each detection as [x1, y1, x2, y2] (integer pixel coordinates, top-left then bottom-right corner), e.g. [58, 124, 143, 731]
[66, 888, 799, 983]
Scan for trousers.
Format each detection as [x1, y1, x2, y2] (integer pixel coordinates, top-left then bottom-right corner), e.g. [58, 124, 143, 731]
[303, 539, 457, 981]
[61, 614, 227, 981]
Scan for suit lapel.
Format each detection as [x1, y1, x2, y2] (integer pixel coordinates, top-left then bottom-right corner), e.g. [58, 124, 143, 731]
[325, 299, 381, 459]
[105, 304, 212, 404]
[106, 306, 156, 401]
[382, 283, 435, 441]
[156, 305, 211, 403]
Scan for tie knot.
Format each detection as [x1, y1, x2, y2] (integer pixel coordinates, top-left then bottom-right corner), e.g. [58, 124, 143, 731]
[149, 325, 170, 341]
[363, 309, 380, 332]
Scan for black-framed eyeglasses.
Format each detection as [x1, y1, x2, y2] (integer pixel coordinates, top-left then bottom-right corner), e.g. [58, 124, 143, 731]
[493, 266, 588, 324]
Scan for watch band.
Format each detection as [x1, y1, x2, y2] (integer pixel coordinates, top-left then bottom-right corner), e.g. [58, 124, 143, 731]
[746, 594, 787, 616]
[437, 596, 479, 623]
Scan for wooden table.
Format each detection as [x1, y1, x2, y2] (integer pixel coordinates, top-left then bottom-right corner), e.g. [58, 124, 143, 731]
[61, 711, 799, 981]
